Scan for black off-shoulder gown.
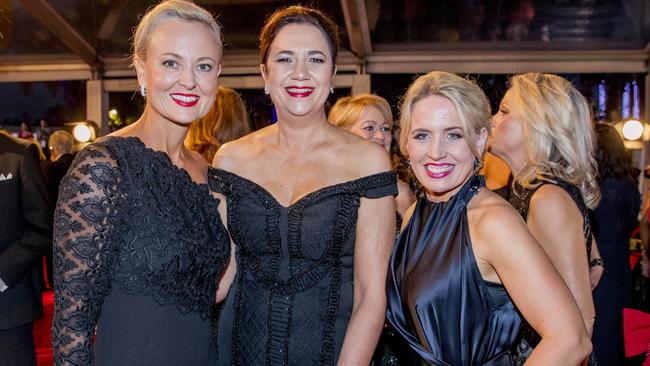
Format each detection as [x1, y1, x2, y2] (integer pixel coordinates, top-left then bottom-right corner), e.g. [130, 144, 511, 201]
[209, 168, 397, 366]
[52, 136, 230, 366]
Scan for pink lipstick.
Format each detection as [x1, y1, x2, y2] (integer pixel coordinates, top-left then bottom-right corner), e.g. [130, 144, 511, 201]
[424, 163, 454, 179]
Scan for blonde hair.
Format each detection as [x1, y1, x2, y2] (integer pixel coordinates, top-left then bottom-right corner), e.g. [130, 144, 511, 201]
[49, 130, 75, 157]
[509, 73, 600, 208]
[185, 86, 251, 162]
[399, 71, 491, 163]
[131, 0, 222, 65]
[328, 94, 393, 130]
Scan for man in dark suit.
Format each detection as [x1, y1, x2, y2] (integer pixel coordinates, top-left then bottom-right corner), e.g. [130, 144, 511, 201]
[0, 131, 52, 366]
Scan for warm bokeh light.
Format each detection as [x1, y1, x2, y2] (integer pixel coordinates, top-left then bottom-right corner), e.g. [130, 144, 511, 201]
[621, 119, 644, 140]
[72, 124, 92, 143]
[108, 109, 118, 120]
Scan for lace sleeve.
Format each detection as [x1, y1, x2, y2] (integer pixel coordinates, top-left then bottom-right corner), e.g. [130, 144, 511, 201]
[51, 145, 126, 366]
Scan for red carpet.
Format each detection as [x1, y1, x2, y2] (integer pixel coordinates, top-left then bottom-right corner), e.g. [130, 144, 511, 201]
[33, 290, 53, 366]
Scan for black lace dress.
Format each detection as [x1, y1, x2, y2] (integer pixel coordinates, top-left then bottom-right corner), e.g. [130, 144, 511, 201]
[52, 136, 230, 366]
[208, 168, 397, 365]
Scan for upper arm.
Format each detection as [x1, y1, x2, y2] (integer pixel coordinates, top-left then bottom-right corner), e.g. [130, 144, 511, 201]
[526, 186, 593, 326]
[354, 192, 396, 301]
[473, 203, 587, 340]
[52, 145, 124, 363]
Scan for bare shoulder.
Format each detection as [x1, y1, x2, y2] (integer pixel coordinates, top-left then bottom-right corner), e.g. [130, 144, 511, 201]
[212, 127, 269, 172]
[469, 189, 525, 236]
[529, 183, 579, 215]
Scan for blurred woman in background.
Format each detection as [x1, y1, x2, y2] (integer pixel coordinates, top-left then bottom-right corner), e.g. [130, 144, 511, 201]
[329, 94, 416, 223]
[590, 122, 640, 364]
[185, 85, 251, 162]
[490, 72, 599, 364]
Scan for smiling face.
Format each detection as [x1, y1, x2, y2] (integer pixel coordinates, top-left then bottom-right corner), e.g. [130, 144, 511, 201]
[347, 105, 392, 152]
[489, 89, 527, 171]
[406, 95, 486, 202]
[134, 19, 222, 126]
[261, 23, 334, 120]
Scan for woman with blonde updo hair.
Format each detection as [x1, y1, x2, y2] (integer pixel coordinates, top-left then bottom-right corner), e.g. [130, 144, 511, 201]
[490, 72, 599, 364]
[329, 94, 415, 221]
[52, 1, 230, 364]
[386, 71, 591, 365]
[186, 86, 251, 162]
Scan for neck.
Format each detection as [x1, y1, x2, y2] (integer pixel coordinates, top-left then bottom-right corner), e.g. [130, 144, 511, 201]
[274, 108, 330, 152]
[123, 107, 191, 164]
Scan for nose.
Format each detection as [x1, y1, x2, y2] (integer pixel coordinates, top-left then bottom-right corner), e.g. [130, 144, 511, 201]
[371, 130, 385, 142]
[179, 67, 196, 89]
[291, 60, 309, 80]
[427, 136, 446, 160]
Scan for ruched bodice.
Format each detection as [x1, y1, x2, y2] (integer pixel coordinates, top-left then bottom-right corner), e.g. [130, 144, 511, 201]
[386, 176, 521, 366]
[209, 168, 397, 366]
[52, 136, 230, 366]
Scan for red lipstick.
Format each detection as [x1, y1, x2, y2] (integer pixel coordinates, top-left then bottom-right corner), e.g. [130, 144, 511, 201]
[170, 93, 199, 107]
[285, 86, 314, 98]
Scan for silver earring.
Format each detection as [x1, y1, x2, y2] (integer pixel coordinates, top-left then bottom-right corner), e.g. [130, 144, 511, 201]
[140, 85, 146, 97]
[264, 85, 270, 95]
[330, 86, 334, 94]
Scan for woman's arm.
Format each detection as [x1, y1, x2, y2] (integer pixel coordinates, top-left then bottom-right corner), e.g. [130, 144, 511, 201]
[337, 193, 395, 366]
[212, 148, 238, 303]
[527, 185, 595, 336]
[52, 146, 124, 366]
[471, 198, 591, 365]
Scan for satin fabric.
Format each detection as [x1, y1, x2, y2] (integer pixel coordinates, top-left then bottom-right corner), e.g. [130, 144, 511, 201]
[386, 176, 521, 366]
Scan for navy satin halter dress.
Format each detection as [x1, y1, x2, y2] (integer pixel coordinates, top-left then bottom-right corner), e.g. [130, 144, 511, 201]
[386, 176, 522, 366]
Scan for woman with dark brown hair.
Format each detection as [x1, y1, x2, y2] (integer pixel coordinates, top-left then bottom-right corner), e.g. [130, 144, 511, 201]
[209, 5, 396, 365]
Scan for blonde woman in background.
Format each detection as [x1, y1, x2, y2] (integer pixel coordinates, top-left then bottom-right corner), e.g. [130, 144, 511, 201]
[329, 94, 416, 222]
[185, 86, 251, 162]
[490, 72, 599, 364]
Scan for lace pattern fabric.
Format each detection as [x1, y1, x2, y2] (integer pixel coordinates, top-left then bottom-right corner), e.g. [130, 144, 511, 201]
[52, 136, 230, 366]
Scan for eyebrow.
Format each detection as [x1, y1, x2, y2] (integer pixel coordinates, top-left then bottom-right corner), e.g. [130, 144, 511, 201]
[274, 50, 327, 58]
[410, 126, 462, 133]
[159, 52, 216, 62]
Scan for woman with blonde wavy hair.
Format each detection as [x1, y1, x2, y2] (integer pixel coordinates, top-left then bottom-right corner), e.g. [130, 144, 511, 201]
[329, 94, 416, 221]
[490, 72, 599, 364]
[386, 71, 590, 365]
[185, 86, 251, 162]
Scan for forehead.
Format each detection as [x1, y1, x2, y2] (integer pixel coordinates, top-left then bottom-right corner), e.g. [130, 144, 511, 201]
[358, 106, 387, 123]
[410, 95, 461, 129]
[148, 19, 221, 59]
[270, 23, 331, 56]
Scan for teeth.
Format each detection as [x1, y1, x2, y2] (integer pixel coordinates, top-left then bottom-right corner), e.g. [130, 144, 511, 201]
[172, 95, 198, 102]
[426, 165, 453, 174]
[287, 88, 312, 93]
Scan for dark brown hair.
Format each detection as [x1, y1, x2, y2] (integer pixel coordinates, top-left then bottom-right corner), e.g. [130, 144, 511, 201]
[259, 5, 339, 72]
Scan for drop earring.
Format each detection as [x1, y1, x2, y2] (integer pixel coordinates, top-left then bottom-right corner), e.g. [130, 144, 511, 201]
[473, 157, 481, 172]
[140, 85, 147, 97]
[264, 85, 270, 95]
[330, 86, 334, 94]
